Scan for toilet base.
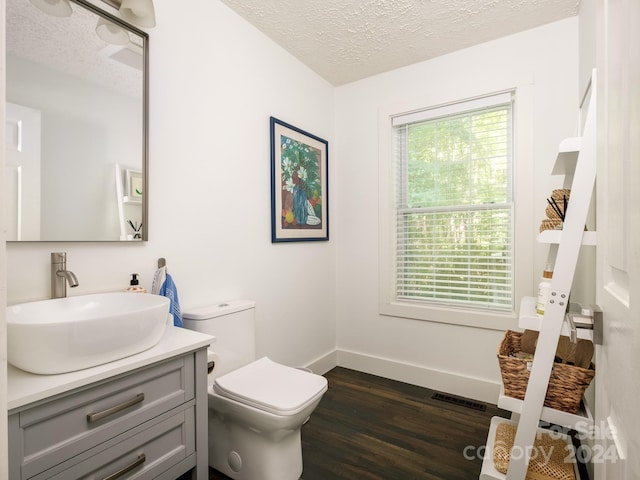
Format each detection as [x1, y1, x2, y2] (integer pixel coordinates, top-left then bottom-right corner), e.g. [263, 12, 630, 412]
[204, 359, 327, 480]
[208, 410, 303, 480]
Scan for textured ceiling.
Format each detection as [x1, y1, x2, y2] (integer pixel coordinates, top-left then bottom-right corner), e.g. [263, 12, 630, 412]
[6, 0, 143, 98]
[220, 0, 580, 85]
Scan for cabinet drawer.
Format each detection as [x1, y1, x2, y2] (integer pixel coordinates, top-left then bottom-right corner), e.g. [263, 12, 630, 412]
[16, 355, 194, 479]
[35, 407, 195, 480]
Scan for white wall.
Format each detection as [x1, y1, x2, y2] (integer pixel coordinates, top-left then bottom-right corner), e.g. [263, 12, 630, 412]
[334, 18, 580, 402]
[5, 0, 337, 370]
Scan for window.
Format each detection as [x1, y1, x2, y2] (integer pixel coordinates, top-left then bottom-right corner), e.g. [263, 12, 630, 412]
[390, 92, 514, 312]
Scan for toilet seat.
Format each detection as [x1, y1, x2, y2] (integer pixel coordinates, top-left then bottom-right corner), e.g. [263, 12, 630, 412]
[213, 357, 328, 416]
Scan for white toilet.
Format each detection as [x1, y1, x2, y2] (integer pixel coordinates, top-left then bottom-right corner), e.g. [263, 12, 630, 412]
[182, 300, 328, 480]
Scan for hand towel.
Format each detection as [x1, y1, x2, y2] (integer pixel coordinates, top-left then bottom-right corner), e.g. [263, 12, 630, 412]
[155, 268, 183, 327]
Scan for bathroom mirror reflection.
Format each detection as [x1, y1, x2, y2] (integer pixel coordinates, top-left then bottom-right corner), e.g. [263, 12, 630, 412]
[5, 0, 148, 241]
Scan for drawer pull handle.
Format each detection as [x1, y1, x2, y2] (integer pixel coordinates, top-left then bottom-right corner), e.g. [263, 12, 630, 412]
[87, 393, 145, 423]
[103, 453, 146, 480]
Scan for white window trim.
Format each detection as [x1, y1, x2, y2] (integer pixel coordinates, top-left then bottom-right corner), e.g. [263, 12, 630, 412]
[378, 85, 535, 331]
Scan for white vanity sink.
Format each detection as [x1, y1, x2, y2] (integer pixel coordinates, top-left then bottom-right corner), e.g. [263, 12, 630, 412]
[7, 292, 170, 375]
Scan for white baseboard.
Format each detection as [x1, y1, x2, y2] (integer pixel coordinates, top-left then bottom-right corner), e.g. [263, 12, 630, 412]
[335, 349, 501, 405]
[305, 349, 338, 376]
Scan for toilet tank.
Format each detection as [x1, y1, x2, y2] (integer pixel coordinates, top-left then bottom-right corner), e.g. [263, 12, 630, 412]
[182, 300, 256, 377]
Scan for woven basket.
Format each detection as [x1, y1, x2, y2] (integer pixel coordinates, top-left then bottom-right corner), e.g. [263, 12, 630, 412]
[545, 204, 564, 220]
[551, 189, 571, 202]
[539, 218, 563, 233]
[497, 330, 595, 414]
[493, 422, 576, 480]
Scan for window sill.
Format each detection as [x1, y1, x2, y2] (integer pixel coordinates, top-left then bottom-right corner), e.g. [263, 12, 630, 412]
[379, 301, 517, 331]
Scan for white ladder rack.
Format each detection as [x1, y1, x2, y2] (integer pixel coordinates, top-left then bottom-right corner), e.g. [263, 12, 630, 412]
[480, 69, 598, 480]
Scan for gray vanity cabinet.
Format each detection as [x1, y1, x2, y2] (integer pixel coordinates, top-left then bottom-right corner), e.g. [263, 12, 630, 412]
[8, 348, 209, 479]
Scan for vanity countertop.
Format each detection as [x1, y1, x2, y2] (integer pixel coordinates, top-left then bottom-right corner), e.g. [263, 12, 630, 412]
[8, 326, 214, 411]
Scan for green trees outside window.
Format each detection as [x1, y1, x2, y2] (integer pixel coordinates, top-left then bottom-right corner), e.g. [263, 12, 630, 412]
[394, 104, 513, 310]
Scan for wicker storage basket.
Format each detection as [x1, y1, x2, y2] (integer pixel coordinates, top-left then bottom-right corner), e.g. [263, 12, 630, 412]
[539, 218, 563, 232]
[493, 422, 576, 480]
[545, 204, 564, 220]
[497, 330, 595, 414]
[551, 189, 571, 202]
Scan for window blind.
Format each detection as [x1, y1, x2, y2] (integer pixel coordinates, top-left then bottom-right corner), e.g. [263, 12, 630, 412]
[392, 94, 514, 310]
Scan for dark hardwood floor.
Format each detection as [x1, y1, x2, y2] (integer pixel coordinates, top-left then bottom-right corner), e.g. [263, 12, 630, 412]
[207, 367, 508, 480]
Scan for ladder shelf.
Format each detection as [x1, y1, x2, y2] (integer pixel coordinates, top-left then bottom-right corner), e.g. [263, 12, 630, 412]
[479, 417, 581, 480]
[551, 136, 581, 175]
[518, 296, 594, 342]
[537, 229, 597, 246]
[497, 387, 593, 433]
[480, 70, 597, 479]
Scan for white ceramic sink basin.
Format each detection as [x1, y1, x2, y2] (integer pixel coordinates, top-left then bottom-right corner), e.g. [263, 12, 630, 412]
[7, 292, 170, 375]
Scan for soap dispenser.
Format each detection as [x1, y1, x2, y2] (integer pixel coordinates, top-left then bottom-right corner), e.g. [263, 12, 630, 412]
[125, 273, 147, 293]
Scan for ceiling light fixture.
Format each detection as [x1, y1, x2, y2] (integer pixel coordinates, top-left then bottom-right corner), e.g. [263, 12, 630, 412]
[119, 0, 156, 28]
[96, 17, 130, 45]
[28, 0, 72, 17]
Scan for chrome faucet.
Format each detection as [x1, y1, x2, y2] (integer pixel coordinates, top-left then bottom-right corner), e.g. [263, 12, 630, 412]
[51, 252, 79, 298]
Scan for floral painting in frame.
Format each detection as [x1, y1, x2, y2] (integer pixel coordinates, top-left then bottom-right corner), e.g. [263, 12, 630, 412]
[270, 117, 329, 242]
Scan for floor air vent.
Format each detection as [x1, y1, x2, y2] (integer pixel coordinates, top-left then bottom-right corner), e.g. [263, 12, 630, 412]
[431, 392, 487, 412]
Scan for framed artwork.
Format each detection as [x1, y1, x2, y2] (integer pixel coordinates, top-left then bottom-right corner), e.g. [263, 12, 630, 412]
[270, 117, 329, 242]
[125, 169, 143, 201]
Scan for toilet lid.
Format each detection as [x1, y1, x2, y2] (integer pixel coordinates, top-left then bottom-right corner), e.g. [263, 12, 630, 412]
[213, 357, 328, 416]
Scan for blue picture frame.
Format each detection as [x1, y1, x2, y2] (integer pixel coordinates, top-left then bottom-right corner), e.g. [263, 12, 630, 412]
[270, 117, 329, 243]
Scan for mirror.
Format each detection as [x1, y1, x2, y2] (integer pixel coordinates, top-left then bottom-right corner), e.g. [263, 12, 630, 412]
[5, 0, 148, 241]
